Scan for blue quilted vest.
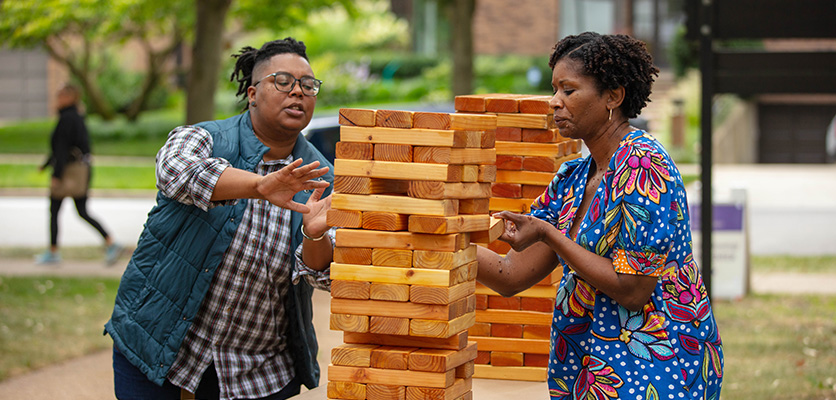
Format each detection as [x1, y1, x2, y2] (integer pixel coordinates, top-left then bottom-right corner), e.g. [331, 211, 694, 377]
[105, 111, 334, 390]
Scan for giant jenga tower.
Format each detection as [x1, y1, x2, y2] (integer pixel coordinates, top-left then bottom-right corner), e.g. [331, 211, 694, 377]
[326, 107, 499, 400]
[454, 94, 582, 382]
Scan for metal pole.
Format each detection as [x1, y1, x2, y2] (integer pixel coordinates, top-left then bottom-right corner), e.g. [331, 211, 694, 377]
[699, 0, 714, 296]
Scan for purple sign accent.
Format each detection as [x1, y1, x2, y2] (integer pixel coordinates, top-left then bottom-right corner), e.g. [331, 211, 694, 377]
[689, 204, 744, 231]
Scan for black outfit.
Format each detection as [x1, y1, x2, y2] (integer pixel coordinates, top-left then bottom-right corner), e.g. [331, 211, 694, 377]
[43, 105, 109, 247]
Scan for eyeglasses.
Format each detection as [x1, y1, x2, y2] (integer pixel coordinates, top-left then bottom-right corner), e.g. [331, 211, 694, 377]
[253, 72, 322, 96]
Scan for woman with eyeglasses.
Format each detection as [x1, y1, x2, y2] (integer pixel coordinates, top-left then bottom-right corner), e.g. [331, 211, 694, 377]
[106, 37, 334, 400]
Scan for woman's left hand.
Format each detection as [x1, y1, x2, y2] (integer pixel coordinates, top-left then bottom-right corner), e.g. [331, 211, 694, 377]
[494, 211, 551, 252]
[301, 186, 331, 239]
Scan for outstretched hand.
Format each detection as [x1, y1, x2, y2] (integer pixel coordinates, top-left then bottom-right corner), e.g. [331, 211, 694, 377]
[302, 186, 332, 238]
[494, 210, 551, 252]
[256, 158, 330, 213]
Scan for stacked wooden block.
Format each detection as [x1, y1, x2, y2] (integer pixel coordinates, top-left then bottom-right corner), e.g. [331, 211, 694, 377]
[454, 93, 583, 382]
[326, 107, 498, 400]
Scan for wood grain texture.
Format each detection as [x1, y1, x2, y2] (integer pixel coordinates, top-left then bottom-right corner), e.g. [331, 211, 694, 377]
[327, 209, 363, 228]
[412, 245, 477, 270]
[376, 109, 414, 128]
[369, 315, 410, 335]
[327, 364, 455, 388]
[454, 95, 486, 112]
[335, 159, 464, 183]
[335, 141, 374, 160]
[330, 313, 369, 333]
[331, 279, 371, 299]
[494, 170, 555, 186]
[488, 197, 533, 213]
[496, 113, 555, 129]
[408, 215, 490, 234]
[474, 309, 551, 326]
[413, 147, 496, 165]
[408, 342, 478, 372]
[373, 143, 412, 162]
[330, 263, 457, 287]
[370, 346, 417, 370]
[405, 378, 472, 400]
[343, 331, 468, 350]
[410, 281, 476, 305]
[366, 384, 405, 400]
[334, 176, 410, 195]
[361, 211, 409, 231]
[339, 108, 377, 126]
[522, 128, 562, 143]
[407, 181, 490, 200]
[468, 336, 550, 354]
[335, 229, 468, 252]
[333, 193, 458, 217]
[327, 381, 366, 400]
[333, 247, 373, 265]
[340, 126, 463, 147]
[331, 343, 378, 367]
[457, 199, 490, 215]
[472, 364, 547, 381]
[413, 112, 452, 129]
[449, 113, 497, 130]
[371, 248, 413, 267]
[518, 96, 552, 114]
[410, 311, 476, 338]
[369, 283, 410, 302]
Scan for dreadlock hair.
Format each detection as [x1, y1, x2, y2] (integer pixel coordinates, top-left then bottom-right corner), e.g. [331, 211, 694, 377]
[230, 37, 309, 110]
[548, 32, 659, 119]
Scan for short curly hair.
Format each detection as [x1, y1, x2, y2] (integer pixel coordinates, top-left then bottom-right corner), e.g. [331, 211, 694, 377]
[548, 32, 659, 119]
[230, 37, 309, 110]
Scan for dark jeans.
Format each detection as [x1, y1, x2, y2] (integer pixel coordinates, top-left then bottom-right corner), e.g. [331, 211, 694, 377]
[112, 347, 301, 400]
[49, 196, 109, 246]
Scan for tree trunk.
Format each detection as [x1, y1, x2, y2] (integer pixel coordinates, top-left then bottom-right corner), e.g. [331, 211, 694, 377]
[185, 0, 232, 125]
[44, 42, 116, 121]
[448, 0, 475, 97]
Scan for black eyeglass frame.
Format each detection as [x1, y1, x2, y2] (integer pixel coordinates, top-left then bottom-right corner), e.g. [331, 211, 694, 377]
[252, 72, 322, 97]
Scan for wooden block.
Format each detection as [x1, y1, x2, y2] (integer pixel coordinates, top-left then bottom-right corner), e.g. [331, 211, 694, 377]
[450, 113, 497, 130]
[361, 211, 409, 231]
[335, 229, 468, 252]
[520, 297, 555, 312]
[474, 351, 490, 364]
[518, 96, 552, 114]
[327, 209, 363, 228]
[487, 295, 520, 310]
[369, 283, 410, 302]
[454, 95, 486, 112]
[407, 181, 490, 200]
[334, 176, 409, 195]
[332, 297, 469, 321]
[524, 353, 550, 367]
[461, 165, 478, 182]
[371, 248, 413, 267]
[344, 331, 469, 351]
[473, 365, 547, 381]
[475, 294, 488, 310]
[331, 313, 369, 332]
[470, 336, 550, 354]
[475, 309, 551, 326]
[413, 147, 496, 165]
[413, 112, 452, 129]
[456, 361, 475, 379]
[333, 194, 457, 217]
[410, 281, 476, 306]
[413, 245, 477, 270]
[331, 343, 378, 367]
[408, 215, 489, 234]
[496, 113, 555, 129]
[369, 315, 410, 335]
[487, 239, 512, 254]
[335, 141, 374, 160]
[408, 342, 477, 373]
[522, 128, 562, 143]
[495, 141, 569, 157]
[477, 165, 496, 183]
[485, 95, 520, 113]
[406, 377, 471, 400]
[334, 247, 372, 265]
[341, 126, 465, 147]
[490, 323, 523, 338]
[376, 109, 414, 128]
[331, 279, 370, 299]
[522, 324, 551, 340]
[488, 197, 532, 213]
[470, 217, 504, 245]
[339, 108, 377, 126]
[490, 182, 522, 198]
[374, 143, 413, 162]
[523, 156, 564, 172]
[335, 159, 464, 183]
[491, 351, 524, 367]
[410, 311, 476, 338]
[468, 322, 491, 337]
[475, 282, 557, 298]
[495, 127, 522, 141]
[494, 170, 555, 186]
[495, 155, 523, 170]
[331, 263, 459, 288]
[328, 364, 455, 388]
[327, 381, 366, 400]
[458, 199, 489, 215]
[367, 384, 405, 400]
[522, 185, 548, 199]
[480, 130, 495, 148]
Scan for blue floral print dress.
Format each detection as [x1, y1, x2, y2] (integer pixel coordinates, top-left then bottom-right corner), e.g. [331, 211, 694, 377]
[529, 130, 723, 400]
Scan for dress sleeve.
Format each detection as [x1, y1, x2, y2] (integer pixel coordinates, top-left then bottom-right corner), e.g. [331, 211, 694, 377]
[601, 140, 678, 278]
[528, 158, 583, 227]
[155, 125, 233, 211]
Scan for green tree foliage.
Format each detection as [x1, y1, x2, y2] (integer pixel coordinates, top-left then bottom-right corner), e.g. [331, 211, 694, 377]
[0, 0, 190, 121]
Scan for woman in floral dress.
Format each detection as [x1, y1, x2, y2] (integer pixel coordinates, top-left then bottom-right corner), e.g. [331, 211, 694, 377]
[476, 32, 723, 400]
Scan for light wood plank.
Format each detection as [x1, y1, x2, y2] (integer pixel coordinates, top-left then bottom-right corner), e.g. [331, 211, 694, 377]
[410, 311, 476, 338]
[336, 159, 463, 182]
[496, 113, 555, 129]
[413, 111, 452, 129]
[327, 381, 366, 400]
[339, 108, 377, 126]
[343, 331, 468, 351]
[410, 281, 476, 305]
[361, 211, 409, 231]
[331, 279, 371, 299]
[328, 364, 455, 388]
[488, 197, 535, 213]
[413, 245, 477, 270]
[408, 215, 490, 234]
[331, 343, 378, 367]
[472, 365, 548, 382]
[413, 147, 496, 164]
[330, 313, 369, 332]
[474, 282, 556, 298]
[333, 193, 458, 217]
[376, 109, 414, 128]
[340, 125, 463, 147]
[327, 209, 362, 228]
[369, 283, 410, 302]
[469, 336, 550, 354]
[370, 346, 417, 370]
[330, 263, 455, 287]
[450, 113, 497, 130]
[494, 170, 556, 186]
[335, 141, 374, 160]
[407, 181, 490, 200]
[470, 217, 504, 244]
[405, 377, 472, 400]
[474, 309, 551, 325]
[335, 229, 468, 252]
[371, 248, 413, 267]
[334, 247, 372, 265]
[369, 316, 410, 335]
[373, 143, 412, 162]
[334, 176, 410, 195]
[408, 342, 478, 373]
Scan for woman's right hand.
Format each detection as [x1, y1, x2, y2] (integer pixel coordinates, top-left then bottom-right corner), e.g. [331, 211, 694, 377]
[256, 158, 330, 213]
[494, 210, 553, 252]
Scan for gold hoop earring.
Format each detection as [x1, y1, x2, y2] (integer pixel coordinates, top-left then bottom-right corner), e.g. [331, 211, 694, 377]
[608, 108, 612, 121]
